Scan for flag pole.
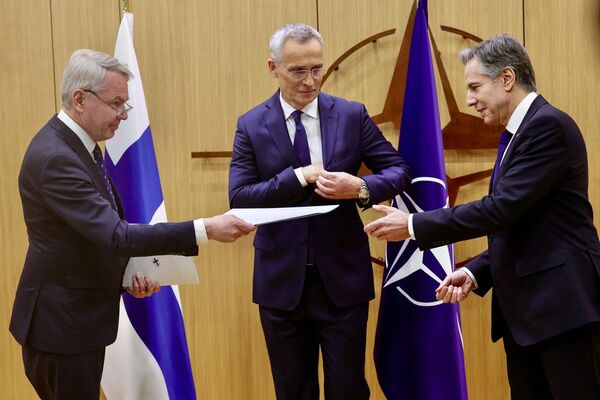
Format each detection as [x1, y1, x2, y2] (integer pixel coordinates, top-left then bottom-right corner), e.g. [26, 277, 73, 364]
[122, 0, 131, 13]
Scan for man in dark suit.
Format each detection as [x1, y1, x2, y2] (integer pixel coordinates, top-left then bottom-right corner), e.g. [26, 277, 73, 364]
[365, 34, 600, 399]
[10, 49, 254, 400]
[228, 23, 410, 400]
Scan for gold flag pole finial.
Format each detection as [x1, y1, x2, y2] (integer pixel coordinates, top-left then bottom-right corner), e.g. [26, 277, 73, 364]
[122, 0, 130, 13]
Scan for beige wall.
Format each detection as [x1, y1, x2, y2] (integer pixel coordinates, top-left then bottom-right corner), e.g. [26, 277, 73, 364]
[1, 0, 599, 398]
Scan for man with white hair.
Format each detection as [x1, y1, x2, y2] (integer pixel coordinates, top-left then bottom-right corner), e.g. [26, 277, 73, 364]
[10, 49, 254, 399]
[229, 24, 410, 399]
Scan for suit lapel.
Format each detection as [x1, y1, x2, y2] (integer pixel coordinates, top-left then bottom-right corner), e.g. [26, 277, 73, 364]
[49, 116, 118, 210]
[318, 93, 339, 170]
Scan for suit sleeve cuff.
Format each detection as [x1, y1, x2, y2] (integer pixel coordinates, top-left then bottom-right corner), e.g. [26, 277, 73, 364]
[193, 218, 209, 244]
[294, 167, 308, 187]
[461, 266, 478, 289]
[408, 214, 416, 240]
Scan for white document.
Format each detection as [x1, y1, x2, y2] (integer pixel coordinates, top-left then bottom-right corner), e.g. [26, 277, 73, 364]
[226, 204, 339, 225]
[122, 255, 198, 287]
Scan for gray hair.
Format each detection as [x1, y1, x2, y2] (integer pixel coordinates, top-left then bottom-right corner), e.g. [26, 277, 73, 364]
[269, 23, 323, 63]
[460, 34, 536, 92]
[61, 49, 133, 109]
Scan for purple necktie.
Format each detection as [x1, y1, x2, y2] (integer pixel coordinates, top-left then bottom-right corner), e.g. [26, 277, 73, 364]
[491, 129, 513, 187]
[291, 110, 311, 166]
[92, 145, 117, 209]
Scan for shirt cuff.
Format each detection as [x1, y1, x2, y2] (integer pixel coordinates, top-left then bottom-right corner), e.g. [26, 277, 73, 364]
[461, 267, 479, 289]
[294, 167, 308, 187]
[408, 214, 416, 240]
[193, 218, 209, 244]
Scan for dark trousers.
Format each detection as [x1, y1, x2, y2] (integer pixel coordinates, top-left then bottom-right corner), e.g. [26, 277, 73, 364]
[22, 345, 105, 400]
[503, 322, 600, 400]
[259, 266, 370, 400]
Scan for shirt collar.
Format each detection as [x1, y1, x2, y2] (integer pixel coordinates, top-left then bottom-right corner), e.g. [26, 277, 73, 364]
[505, 92, 538, 134]
[57, 109, 97, 156]
[279, 94, 319, 120]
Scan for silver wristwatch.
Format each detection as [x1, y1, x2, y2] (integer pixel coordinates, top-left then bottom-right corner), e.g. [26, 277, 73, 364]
[357, 179, 370, 205]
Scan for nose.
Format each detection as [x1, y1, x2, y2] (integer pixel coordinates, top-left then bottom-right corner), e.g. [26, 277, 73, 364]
[302, 73, 315, 86]
[118, 109, 129, 120]
[466, 91, 476, 107]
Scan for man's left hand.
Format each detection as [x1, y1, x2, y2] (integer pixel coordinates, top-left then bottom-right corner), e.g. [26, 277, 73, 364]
[126, 272, 161, 298]
[364, 204, 410, 241]
[315, 170, 362, 199]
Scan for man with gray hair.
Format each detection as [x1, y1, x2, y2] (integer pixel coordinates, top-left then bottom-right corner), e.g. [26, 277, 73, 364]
[229, 24, 410, 399]
[365, 34, 600, 399]
[10, 49, 254, 399]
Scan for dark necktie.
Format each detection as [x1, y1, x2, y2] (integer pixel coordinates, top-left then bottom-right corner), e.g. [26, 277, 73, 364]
[291, 110, 311, 166]
[491, 129, 513, 188]
[92, 145, 117, 209]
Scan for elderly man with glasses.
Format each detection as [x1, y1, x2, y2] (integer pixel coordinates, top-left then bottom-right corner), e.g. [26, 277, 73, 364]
[10, 49, 254, 400]
[229, 24, 410, 400]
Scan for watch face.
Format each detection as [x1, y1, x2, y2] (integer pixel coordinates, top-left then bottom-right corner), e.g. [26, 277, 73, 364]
[359, 187, 369, 200]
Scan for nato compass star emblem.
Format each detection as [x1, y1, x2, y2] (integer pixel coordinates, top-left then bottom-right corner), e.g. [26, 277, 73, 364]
[384, 177, 453, 307]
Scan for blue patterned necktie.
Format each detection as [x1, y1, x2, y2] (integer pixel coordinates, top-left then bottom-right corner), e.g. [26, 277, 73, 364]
[291, 110, 311, 166]
[491, 129, 513, 188]
[92, 145, 117, 209]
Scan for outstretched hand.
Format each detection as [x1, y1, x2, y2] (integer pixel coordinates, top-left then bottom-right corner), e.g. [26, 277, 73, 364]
[363, 204, 410, 241]
[205, 214, 255, 243]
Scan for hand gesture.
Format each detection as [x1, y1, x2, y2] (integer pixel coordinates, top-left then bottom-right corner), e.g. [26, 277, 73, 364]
[435, 269, 474, 303]
[205, 214, 255, 243]
[315, 170, 362, 199]
[363, 204, 410, 241]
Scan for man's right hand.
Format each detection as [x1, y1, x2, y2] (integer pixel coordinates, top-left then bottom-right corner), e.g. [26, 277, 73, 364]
[204, 214, 255, 242]
[302, 162, 323, 184]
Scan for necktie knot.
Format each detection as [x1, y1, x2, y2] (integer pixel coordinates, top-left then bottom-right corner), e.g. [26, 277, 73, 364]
[499, 129, 513, 147]
[292, 109, 303, 124]
[93, 145, 103, 163]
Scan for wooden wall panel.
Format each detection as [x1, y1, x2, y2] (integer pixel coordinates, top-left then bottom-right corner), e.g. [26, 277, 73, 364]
[0, 1, 56, 399]
[49, 0, 121, 110]
[525, 0, 600, 225]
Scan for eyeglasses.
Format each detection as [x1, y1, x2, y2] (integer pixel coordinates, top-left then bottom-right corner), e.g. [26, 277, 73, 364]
[83, 90, 133, 117]
[285, 67, 326, 81]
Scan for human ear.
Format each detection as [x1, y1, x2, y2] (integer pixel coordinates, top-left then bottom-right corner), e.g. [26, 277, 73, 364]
[501, 67, 516, 90]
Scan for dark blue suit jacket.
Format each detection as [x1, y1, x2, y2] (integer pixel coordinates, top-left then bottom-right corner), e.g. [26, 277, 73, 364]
[10, 115, 198, 354]
[229, 91, 410, 310]
[413, 96, 600, 346]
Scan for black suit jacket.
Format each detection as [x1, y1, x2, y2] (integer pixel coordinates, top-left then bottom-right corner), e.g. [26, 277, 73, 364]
[413, 96, 600, 346]
[10, 115, 198, 354]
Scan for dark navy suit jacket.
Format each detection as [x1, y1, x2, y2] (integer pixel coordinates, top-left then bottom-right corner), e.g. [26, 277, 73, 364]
[413, 96, 600, 346]
[229, 91, 410, 310]
[10, 115, 198, 354]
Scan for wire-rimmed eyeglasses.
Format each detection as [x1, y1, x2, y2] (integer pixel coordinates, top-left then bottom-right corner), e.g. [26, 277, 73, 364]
[83, 89, 133, 117]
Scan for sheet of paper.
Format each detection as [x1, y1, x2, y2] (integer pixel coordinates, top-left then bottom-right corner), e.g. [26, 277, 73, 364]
[226, 204, 339, 225]
[122, 255, 199, 287]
